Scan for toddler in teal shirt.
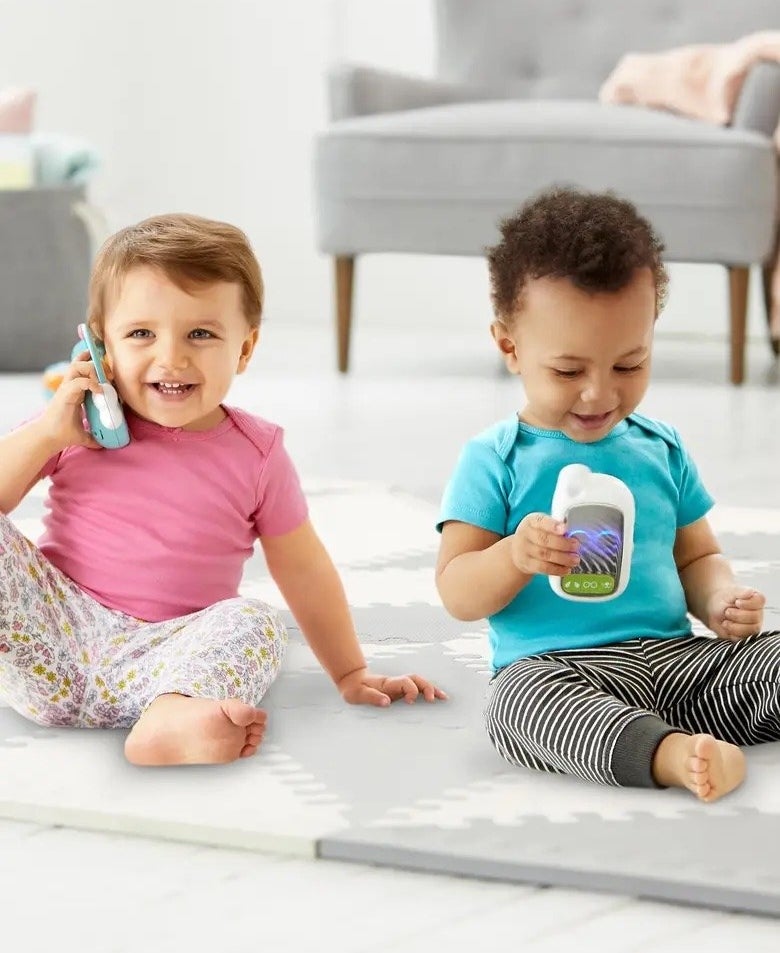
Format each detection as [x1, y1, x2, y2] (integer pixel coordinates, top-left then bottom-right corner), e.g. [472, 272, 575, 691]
[436, 186, 778, 802]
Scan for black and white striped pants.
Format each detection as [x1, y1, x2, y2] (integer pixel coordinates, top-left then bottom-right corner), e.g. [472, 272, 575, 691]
[485, 631, 780, 788]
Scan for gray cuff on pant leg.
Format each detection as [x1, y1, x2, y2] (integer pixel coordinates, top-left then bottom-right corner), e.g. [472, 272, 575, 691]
[612, 714, 680, 788]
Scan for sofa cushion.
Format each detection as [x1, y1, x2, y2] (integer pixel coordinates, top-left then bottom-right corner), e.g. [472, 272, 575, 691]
[0, 186, 92, 371]
[314, 100, 777, 262]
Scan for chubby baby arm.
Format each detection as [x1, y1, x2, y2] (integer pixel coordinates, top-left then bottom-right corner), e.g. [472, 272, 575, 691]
[436, 514, 580, 621]
[261, 519, 446, 706]
[675, 516, 765, 640]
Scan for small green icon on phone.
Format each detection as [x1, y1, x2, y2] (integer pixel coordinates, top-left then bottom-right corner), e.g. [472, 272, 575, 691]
[562, 574, 615, 596]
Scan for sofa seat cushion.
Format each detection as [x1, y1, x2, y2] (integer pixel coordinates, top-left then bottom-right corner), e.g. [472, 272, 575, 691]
[314, 100, 777, 262]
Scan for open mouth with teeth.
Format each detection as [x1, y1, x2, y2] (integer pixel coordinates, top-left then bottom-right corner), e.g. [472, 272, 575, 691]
[149, 382, 196, 396]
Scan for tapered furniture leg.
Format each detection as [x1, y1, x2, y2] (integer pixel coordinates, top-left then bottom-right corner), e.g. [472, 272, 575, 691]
[335, 255, 355, 373]
[762, 262, 780, 358]
[728, 265, 749, 386]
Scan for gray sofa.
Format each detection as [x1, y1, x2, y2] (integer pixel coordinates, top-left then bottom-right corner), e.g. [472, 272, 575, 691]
[313, 0, 780, 384]
[0, 185, 93, 372]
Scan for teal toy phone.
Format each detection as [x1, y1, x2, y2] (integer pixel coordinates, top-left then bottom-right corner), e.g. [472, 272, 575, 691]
[74, 323, 130, 449]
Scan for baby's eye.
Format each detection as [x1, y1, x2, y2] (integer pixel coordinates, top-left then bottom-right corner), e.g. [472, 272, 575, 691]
[128, 329, 152, 339]
[552, 368, 582, 379]
[190, 328, 215, 339]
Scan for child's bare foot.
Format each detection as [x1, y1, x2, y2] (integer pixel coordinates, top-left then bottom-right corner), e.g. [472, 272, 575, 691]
[124, 694, 267, 766]
[652, 732, 746, 802]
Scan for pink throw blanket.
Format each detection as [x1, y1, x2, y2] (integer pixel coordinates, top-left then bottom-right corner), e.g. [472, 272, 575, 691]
[599, 31, 780, 341]
[0, 87, 35, 134]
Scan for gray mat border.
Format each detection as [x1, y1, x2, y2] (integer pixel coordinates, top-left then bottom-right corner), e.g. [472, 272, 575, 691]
[318, 838, 780, 917]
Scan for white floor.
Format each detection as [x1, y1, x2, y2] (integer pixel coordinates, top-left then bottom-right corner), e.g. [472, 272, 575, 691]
[1, 318, 779, 952]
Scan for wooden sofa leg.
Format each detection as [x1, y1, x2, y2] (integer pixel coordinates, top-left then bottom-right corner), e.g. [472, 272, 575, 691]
[335, 255, 355, 373]
[728, 265, 749, 386]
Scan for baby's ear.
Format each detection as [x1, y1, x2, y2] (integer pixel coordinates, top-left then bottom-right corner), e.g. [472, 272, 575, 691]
[490, 321, 521, 373]
[236, 327, 260, 373]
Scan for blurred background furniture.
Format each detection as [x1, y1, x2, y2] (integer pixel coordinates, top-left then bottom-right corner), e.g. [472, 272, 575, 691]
[0, 89, 101, 372]
[313, 0, 780, 384]
[0, 184, 95, 371]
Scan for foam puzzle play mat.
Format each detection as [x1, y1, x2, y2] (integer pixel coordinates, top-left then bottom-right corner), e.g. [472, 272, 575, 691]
[3, 479, 780, 915]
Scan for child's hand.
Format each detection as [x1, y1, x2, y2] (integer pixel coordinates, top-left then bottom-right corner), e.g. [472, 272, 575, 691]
[39, 349, 102, 451]
[706, 586, 765, 641]
[337, 668, 448, 707]
[511, 512, 581, 576]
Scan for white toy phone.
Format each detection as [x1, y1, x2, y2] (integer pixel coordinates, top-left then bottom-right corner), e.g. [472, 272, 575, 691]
[549, 464, 634, 601]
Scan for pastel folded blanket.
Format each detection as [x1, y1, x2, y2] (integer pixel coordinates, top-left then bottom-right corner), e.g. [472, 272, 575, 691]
[0, 86, 100, 187]
[599, 31, 780, 342]
[32, 133, 100, 186]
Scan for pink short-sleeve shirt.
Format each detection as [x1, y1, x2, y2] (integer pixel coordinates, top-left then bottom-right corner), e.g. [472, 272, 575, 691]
[35, 405, 308, 622]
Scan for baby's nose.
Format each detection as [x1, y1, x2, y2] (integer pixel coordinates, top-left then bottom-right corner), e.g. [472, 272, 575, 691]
[156, 342, 188, 369]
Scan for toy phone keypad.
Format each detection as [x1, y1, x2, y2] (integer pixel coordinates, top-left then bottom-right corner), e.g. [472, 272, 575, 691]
[75, 323, 130, 449]
[560, 503, 624, 597]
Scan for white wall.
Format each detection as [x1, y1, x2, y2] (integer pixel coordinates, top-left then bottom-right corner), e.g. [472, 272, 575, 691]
[0, 0, 334, 327]
[0, 0, 767, 340]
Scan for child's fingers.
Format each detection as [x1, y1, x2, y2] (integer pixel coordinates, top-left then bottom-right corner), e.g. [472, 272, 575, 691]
[529, 542, 580, 574]
[517, 552, 579, 576]
[735, 590, 765, 609]
[359, 686, 391, 707]
[721, 617, 762, 640]
[513, 513, 581, 576]
[533, 524, 580, 557]
[59, 376, 101, 406]
[519, 514, 572, 549]
[724, 606, 763, 628]
[537, 537, 581, 559]
[63, 359, 97, 382]
[391, 676, 420, 704]
[531, 518, 579, 549]
[53, 376, 101, 413]
[402, 675, 447, 703]
[521, 513, 565, 536]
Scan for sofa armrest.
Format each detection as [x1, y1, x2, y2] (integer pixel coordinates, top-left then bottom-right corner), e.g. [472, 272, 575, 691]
[327, 63, 493, 121]
[731, 60, 780, 139]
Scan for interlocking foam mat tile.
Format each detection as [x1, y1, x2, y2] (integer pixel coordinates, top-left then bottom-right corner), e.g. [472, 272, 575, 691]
[3, 481, 780, 913]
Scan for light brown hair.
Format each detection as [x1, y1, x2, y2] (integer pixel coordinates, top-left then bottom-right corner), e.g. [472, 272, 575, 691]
[87, 213, 264, 334]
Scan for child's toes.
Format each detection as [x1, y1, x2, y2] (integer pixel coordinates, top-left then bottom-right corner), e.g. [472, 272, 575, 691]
[246, 725, 265, 746]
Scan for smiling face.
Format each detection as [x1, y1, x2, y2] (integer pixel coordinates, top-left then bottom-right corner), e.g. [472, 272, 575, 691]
[492, 268, 656, 443]
[100, 265, 258, 431]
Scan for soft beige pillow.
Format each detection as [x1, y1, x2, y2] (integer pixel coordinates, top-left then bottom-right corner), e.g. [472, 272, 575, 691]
[0, 87, 36, 133]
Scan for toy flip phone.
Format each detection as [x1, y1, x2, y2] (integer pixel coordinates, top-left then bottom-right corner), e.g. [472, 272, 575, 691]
[74, 323, 130, 449]
[549, 464, 634, 601]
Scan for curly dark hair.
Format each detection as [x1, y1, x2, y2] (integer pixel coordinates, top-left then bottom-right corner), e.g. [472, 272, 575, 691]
[486, 186, 668, 321]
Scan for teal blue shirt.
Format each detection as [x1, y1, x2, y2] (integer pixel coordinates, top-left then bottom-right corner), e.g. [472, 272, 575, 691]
[437, 413, 714, 671]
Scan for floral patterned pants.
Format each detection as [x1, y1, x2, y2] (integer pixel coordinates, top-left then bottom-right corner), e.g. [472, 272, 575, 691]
[0, 513, 288, 728]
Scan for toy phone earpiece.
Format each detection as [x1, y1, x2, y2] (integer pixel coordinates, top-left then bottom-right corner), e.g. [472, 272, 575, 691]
[549, 464, 634, 601]
[74, 323, 130, 449]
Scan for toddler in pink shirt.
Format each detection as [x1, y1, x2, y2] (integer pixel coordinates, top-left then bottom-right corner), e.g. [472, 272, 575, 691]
[0, 213, 446, 766]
